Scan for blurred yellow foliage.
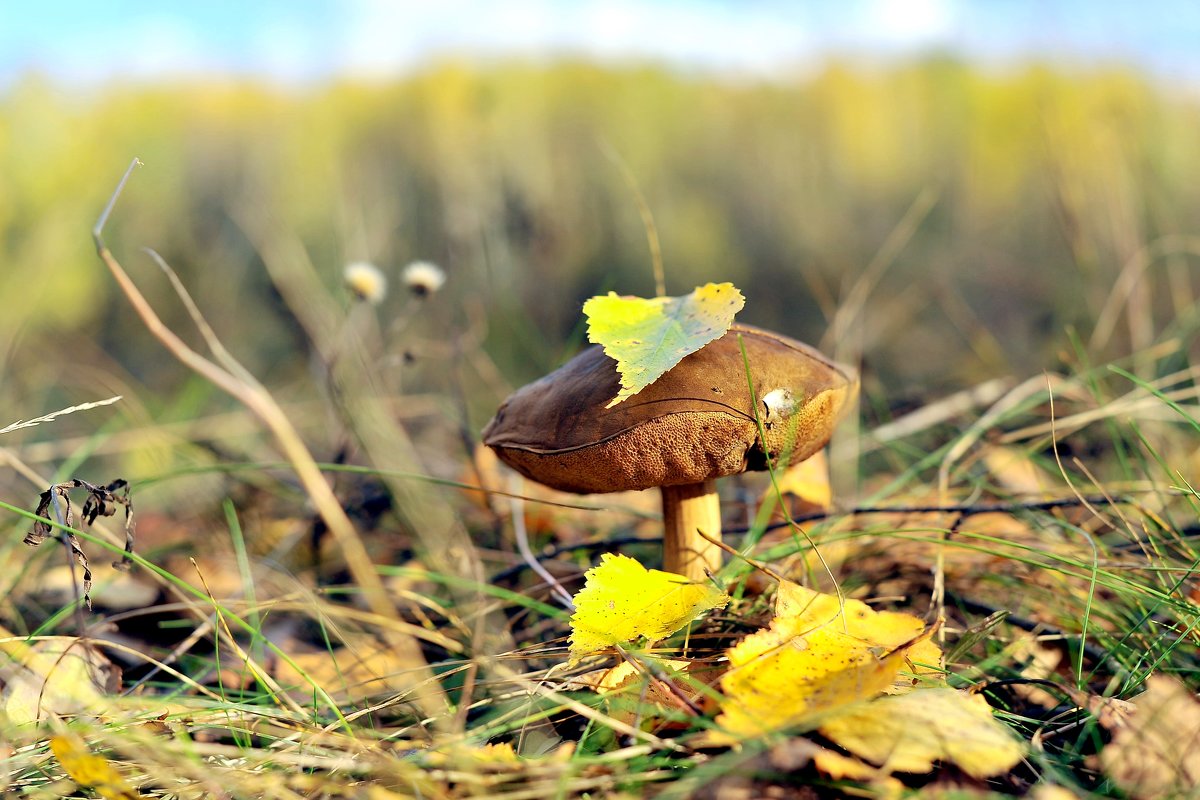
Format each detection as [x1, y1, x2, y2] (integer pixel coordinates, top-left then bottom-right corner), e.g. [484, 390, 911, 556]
[50, 733, 141, 800]
[1, 59, 1188, 434]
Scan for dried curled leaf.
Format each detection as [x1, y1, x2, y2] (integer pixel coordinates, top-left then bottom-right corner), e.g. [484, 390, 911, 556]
[24, 478, 135, 609]
[818, 688, 1025, 778]
[568, 554, 729, 662]
[583, 282, 745, 407]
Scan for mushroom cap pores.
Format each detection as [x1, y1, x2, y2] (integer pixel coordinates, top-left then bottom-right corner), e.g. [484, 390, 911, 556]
[482, 323, 857, 494]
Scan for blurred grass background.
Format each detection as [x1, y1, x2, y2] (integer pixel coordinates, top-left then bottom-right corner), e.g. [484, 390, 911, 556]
[2, 14, 1200, 795]
[3, 57, 1199, 498]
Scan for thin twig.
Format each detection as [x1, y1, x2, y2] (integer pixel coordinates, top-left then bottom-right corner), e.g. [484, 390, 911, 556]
[490, 493, 1137, 583]
[509, 475, 575, 609]
[695, 528, 786, 584]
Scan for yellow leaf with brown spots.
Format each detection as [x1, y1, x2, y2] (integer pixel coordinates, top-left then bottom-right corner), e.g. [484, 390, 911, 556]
[713, 583, 938, 739]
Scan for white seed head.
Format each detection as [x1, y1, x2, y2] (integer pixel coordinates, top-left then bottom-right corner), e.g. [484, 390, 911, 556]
[761, 388, 797, 428]
[401, 260, 446, 297]
[344, 261, 388, 305]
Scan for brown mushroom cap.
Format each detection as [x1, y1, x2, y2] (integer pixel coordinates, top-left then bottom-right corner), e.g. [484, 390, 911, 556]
[482, 323, 857, 494]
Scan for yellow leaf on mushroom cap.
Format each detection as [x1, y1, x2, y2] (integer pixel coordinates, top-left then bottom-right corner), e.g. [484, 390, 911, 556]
[568, 553, 729, 662]
[583, 282, 745, 408]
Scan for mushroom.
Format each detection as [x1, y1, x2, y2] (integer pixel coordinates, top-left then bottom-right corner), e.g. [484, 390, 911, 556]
[482, 323, 857, 582]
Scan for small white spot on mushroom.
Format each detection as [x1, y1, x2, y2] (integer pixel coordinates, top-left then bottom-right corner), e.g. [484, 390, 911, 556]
[762, 388, 797, 428]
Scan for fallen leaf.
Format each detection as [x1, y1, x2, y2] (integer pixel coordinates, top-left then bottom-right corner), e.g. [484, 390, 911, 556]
[1, 639, 120, 725]
[1087, 693, 1137, 731]
[583, 282, 745, 408]
[811, 746, 901, 794]
[272, 632, 445, 719]
[1008, 636, 1065, 709]
[37, 563, 158, 612]
[715, 618, 933, 739]
[568, 554, 729, 662]
[702, 737, 903, 799]
[771, 450, 832, 512]
[818, 688, 1025, 778]
[712, 583, 940, 739]
[1099, 675, 1200, 799]
[774, 581, 943, 687]
[475, 742, 520, 763]
[981, 443, 1050, 496]
[50, 733, 141, 799]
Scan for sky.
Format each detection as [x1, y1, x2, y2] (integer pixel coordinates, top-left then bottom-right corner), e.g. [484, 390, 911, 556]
[3, 0, 1200, 87]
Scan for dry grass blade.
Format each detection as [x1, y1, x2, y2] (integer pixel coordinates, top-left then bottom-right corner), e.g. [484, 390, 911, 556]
[864, 377, 1015, 452]
[236, 203, 514, 663]
[0, 396, 122, 436]
[90, 158, 397, 627]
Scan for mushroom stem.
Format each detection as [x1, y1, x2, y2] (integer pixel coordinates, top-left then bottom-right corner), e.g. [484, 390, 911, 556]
[661, 479, 722, 581]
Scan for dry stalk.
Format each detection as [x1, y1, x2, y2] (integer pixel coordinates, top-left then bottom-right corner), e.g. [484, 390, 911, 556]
[91, 159, 397, 627]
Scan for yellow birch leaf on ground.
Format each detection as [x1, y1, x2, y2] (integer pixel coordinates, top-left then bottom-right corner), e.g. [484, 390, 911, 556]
[476, 742, 520, 763]
[811, 748, 902, 797]
[50, 734, 141, 799]
[775, 580, 944, 687]
[569, 554, 729, 662]
[1098, 675, 1200, 798]
[818, 688, 1025, 778]
[712, 584, 939, 740]
[714, 615, 929, 738]
[583, 282, 745, 408]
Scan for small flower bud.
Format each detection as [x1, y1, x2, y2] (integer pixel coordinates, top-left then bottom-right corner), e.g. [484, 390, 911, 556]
[401, 260, 446, 298]
[344, 261, 388, 305]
